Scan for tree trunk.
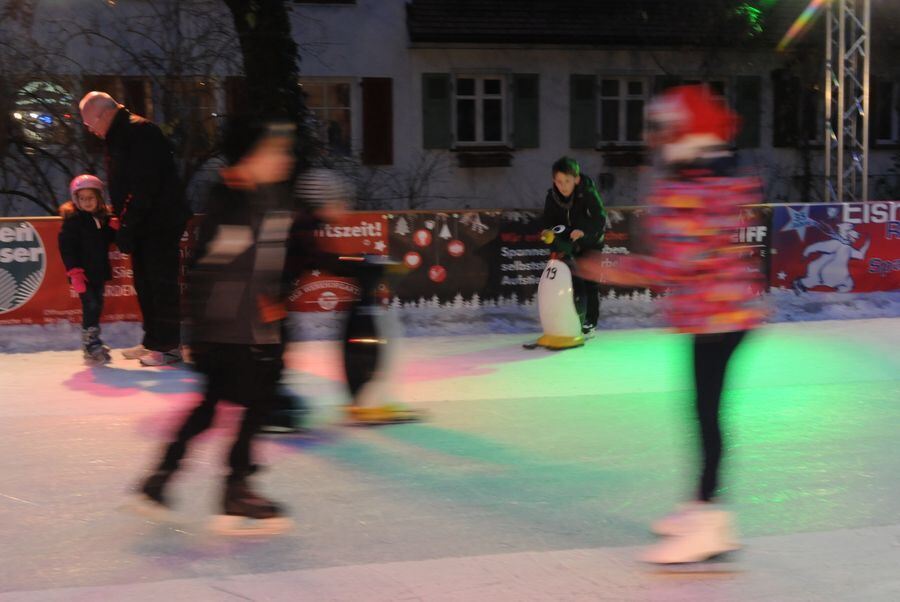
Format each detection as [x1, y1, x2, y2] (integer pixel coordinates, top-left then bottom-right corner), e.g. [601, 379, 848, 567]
[223, 0, 315, 162]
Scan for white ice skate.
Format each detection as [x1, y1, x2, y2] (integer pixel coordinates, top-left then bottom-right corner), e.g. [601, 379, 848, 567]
[641, 506, 740, 564]
[208, 514, 294, 536]
[650, 501, 709, 536]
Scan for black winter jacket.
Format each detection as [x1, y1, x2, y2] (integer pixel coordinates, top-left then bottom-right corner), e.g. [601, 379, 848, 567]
[58, 205, 116, 284]
[105, 108, 191, 239]
[187, 179, 297, 346]
[542, 175, 608, 256]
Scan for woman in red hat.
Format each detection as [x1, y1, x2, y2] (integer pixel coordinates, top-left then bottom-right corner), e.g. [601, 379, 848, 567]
[579, 85, 767, 563]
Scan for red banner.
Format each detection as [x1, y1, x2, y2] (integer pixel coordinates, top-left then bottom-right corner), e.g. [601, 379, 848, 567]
[0, 219, 140, 325]
[288, 212, 389, 312]
[2, 205, 896, 325]
[770, 202, 900, 293]
[289, 274, 360, 312]
[313, 212, 389, 256]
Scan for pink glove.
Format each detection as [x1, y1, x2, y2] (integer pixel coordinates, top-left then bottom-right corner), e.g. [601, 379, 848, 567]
[67, 268, 88, 294]
[108, 216, 121, 231]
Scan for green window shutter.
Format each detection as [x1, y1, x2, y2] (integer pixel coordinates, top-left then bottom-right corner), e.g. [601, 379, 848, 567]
[869, 76, 887, 146]
[570, 74, 596, 149]
[513, 74, 540, 148]
[735, 76, 761, 148]
[771, 69, 799, 147]
[422, 73, 451, 149]
[362, 77, 394, 165]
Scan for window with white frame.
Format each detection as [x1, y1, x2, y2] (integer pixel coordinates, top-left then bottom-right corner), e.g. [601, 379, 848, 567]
[301, 79, 352, 155]
[598, 78, 647, 144]
[455, 75, 505, 145]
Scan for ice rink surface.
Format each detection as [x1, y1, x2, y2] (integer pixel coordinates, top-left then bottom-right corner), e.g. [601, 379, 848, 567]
[1, 318, 898, 601]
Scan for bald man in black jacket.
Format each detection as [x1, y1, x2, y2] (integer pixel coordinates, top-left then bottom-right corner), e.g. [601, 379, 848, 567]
[80, 91, 192, 365]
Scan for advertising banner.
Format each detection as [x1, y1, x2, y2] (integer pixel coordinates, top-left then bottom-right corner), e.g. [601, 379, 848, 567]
[1, 203, 894, 324]
[735, 205, 772, 282]
[486, 211, 546, 302]
[0, 219, 140, 325]
[287, 211, 388, 312]
[770, 202, 900, 293]
[386, 211, 501, 304]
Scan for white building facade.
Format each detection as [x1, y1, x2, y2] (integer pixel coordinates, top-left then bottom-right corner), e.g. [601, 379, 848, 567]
[3, 0, 900, 215]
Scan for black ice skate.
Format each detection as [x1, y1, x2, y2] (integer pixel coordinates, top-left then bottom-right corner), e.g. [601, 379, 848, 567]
[82, 327, 111, 364]
[208, 480, 293, 536]
[125, 471, 177, 522]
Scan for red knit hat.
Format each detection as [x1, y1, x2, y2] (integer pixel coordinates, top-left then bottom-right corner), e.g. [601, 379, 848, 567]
[648, 85, 740, 153]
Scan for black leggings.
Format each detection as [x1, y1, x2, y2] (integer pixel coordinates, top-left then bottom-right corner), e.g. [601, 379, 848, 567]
[158, 343, 282, 483]
[131, 228, 183, 352]
[79, 282, 105, 329]
[693, 330, 747, 502]
[571, 274, 600, 326]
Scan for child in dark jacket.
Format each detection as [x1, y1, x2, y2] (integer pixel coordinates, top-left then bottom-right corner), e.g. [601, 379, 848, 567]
[542, 157, 607, 333]
[58, 174, 118, 363]
[132, 116, 297, 535]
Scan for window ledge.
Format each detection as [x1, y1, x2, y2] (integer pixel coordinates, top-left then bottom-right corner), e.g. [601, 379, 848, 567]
[596, 145, 646, 167]
[452, 144, 513, 152]
[453, 145, 513, 167]
[596, 144, 646, 152]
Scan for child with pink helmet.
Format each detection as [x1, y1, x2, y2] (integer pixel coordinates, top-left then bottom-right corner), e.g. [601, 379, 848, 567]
[58, 174, 119, 363]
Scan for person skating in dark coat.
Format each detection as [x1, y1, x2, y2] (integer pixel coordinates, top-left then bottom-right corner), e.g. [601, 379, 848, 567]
[131, 116, 298, 535]
[79, 91, 192, 366]
[58, 174, 117, 363]
[542, 156, 608, 333]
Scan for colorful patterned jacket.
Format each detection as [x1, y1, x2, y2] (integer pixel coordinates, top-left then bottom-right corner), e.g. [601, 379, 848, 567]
[579, 165, 766, 334]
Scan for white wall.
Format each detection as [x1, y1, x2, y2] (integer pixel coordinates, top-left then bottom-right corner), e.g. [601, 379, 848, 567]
[289, 1, 900, 208]
[8, 0, 900, 213]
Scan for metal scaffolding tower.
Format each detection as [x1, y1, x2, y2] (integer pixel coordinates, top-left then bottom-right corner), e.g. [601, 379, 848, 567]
[824, 0, 871, 202]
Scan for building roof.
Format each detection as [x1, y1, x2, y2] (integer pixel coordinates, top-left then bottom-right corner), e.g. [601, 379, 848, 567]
[406, 0, 821, 48]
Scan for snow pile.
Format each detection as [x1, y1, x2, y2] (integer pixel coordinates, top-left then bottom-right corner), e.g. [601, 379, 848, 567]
[1, 289, 897, 352]
[291, 288, 899, 341]
[768, 288, 900, 322]
[0, 320, 143, 353]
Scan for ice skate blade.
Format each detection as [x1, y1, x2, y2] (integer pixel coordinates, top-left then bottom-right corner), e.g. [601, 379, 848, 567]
[343, 410, 426, 427]
[84, 357, 111, 366]
[640, 545, 741, 566]
[344, 417, 423, 427]
[120, 495, 178, 523]
[208, 514, 293, 536]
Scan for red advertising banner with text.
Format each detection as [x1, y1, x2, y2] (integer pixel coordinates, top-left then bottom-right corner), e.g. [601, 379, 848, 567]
[288, 211, 388, 312]
[0, 218, 140, 325]
[770, 202, 900, 293]
[2, 205, 896, 325]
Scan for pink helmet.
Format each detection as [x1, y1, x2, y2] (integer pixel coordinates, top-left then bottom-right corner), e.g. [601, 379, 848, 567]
[69, 174, 105, 204]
